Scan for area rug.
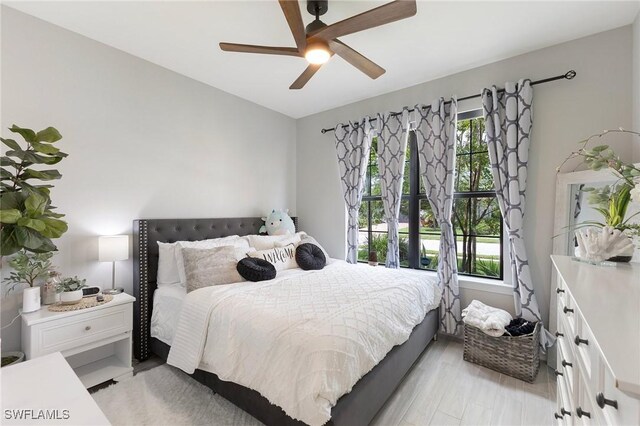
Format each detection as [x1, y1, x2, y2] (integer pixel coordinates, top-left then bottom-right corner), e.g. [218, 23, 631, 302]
[92, 364, 263, 426]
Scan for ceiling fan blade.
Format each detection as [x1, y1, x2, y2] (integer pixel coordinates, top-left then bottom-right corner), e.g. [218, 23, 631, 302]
[311, 0, 417, 40]
[329, 40, 385, 79]
[219, 42, 302, 57]
[278, 0, 307, 53]
[290, 63, 323, 89]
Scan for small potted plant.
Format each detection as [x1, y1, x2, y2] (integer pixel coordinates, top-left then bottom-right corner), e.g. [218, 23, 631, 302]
[57, 276, 87, 305]
[1, 351, 25, 368]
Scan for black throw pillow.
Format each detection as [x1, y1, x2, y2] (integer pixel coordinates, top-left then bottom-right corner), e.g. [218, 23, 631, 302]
[295, 243, 326, 271]
[237, 257, 276, 282]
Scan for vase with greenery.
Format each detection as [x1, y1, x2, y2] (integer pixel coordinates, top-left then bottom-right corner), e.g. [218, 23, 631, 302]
[558, 128, 640, 260]
[56, 276, 87, 305]
[2, 250, 53, 294]
[0, 125, 68, 256]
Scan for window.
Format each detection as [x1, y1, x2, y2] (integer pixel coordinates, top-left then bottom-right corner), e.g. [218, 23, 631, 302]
[358, 110, 503, 279]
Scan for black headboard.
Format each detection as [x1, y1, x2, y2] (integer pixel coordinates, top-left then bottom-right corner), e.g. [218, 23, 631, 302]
[132, 217, 297, 361]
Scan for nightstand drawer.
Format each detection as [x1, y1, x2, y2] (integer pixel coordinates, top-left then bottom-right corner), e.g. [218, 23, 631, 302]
[34, 304, 132, 356]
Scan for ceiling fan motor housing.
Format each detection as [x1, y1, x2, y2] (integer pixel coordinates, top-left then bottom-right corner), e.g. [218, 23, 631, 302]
[307, 0, 328, 17]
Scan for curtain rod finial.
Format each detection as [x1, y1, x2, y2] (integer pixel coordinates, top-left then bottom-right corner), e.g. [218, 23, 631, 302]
[565, 70, 576, 80]
[321, 128, 327, 134]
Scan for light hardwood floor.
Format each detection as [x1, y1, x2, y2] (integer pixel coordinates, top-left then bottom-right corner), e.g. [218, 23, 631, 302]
[371, 337, 556, 426]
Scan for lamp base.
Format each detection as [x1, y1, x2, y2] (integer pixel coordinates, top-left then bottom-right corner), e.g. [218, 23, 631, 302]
[103, 287, 124, 295]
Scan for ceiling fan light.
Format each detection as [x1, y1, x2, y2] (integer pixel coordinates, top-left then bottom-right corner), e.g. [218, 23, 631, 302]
[305, 41, 330, 64]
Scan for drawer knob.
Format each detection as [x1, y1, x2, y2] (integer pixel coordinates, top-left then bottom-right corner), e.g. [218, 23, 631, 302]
[554, 413, 563, 419]
[555, 331, 564, 338]
[576, 407, 591, 419]
[563, 306, 574, 314]
[574, 335, 589, 346]
[596, 392, 618, 410]
[556, 288, 565, 294]
[560, 408, 572, 416]
[562, 360, 573, 368]
[85, 325, 92, 331]
[554, 369, 563, 377]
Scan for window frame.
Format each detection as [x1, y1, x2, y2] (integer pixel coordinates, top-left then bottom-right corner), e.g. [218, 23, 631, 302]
[358, 109, 504, 280]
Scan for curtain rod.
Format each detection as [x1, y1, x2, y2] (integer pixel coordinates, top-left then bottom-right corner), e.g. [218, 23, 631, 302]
[319, 69, 576, 134]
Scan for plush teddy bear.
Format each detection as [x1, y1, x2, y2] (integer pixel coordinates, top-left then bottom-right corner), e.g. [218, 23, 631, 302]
[259, 209, 295, 235]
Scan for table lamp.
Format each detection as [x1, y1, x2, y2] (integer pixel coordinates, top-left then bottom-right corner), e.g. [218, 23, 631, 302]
[99, 235, 129, 295]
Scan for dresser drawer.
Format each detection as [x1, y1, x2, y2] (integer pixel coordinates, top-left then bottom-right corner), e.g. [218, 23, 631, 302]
[577, 377, 598, 425]
[558, 324, 577, 395]
[31, 304, 132, 356]
[558, 293, 577, 337]
[573, 314, 598, 385]
[597, 365, 640, 426]
[557, 372, 574, 425]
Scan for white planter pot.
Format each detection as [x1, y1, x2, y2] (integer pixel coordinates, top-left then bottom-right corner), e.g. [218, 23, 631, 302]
[59, 289, 83, 305]
[1, 351, 25, 368]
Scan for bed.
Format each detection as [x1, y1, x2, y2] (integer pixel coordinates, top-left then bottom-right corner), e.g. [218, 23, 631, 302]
[133, 217, 440, 426]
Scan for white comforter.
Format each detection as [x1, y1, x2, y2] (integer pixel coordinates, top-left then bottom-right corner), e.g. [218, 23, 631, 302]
[167, 261, 440, 426]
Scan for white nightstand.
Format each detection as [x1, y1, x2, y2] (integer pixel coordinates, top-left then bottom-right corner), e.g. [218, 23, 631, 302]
[21, 293, 135, 389]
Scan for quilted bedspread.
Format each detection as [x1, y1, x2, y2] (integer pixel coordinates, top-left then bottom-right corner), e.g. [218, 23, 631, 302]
[167, 261, 440, 426]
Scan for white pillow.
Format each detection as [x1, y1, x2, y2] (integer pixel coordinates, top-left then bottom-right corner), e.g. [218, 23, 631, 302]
[248, 243, 298, 271]
[299, 235, 330, 260]
[157, 242, 181, 287]
[175, 235, 248, 284]
[248, 232, 306, 251]
[274, 233, 303, 248]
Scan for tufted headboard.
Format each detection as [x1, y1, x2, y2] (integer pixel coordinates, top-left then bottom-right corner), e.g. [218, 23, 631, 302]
[132, 217, 298, 361]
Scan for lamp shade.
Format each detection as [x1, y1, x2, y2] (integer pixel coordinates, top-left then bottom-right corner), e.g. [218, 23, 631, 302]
[98, 235, 129, 262]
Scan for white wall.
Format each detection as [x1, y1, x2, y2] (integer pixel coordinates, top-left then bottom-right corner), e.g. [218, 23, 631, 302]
[634, 11, 640, 161]
[0, 7, 297, 351]
[297, 26, 634, 329]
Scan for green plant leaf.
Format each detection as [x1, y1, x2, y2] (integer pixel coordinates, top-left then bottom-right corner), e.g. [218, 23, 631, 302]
[20, 169, 62, 181]
[9, 125, 36, 143]
[14, 226, 51, 251]
[0, 168, 14, 180]
[0, 157, 18, 167]
[40, 218, 68, 238]
[0, 227, 20, 256]
[0, 138, 21, 151]
[31, 141, 60, 155]
[0, 192, 23, 209]
[17, 217, 46, 232]
[35, 127, 62, 143]
[24, 192, 47, 215]
[0, 209, 22, 224]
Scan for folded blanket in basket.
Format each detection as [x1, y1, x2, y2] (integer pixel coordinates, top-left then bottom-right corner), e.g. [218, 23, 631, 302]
[462, 300, 513, 337]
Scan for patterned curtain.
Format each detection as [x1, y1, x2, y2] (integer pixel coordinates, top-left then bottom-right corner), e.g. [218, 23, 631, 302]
[482, 79, 553, 348]
[375, 109, 410, 268]
[413, 98, 461, 335]
[334, 118, 374, 263]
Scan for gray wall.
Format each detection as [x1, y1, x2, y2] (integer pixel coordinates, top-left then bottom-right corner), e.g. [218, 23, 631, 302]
[0, 7, 297, 351]
[296, 26, 634, 329]
[634, 12, 640, 161]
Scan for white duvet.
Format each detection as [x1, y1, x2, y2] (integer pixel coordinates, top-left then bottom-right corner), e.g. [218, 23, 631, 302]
[167, 261, 440, 426]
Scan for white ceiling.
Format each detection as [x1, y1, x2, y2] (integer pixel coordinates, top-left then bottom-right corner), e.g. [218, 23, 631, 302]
[6, 1, 640, 118]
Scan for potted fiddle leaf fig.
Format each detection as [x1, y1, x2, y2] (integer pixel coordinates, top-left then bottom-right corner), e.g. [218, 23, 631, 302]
[0, 125, 69, 256]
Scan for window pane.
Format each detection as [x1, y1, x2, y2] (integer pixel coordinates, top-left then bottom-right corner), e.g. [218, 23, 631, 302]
[369, 199, 386, 231]
[402, 158, 411, 194]
[399, 199, 409, 235]
[474, 150, 494, 191]
[455, 153, 471, 192]
[370, 162, 381, 196]
[357, 231, 369, 262]
[452, 196, 502, 278]
[419, 199, 440, 271]
[369, 232, 388, 265]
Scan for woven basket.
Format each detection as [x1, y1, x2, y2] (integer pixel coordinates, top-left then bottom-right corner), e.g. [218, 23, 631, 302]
[463, 322, 540, 383]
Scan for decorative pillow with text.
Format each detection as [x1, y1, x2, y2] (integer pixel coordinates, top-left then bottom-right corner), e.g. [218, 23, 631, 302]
[247, 243, 298, 271]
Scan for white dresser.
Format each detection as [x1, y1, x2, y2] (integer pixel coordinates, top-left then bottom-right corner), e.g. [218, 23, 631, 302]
[552, 255, 640, 425]
[21, 293, 135, 388]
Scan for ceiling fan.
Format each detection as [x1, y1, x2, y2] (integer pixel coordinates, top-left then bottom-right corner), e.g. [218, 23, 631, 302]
[219, 0, 417, 89]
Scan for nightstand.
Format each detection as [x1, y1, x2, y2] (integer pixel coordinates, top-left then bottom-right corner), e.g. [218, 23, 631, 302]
[21, 293, 135, 389]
